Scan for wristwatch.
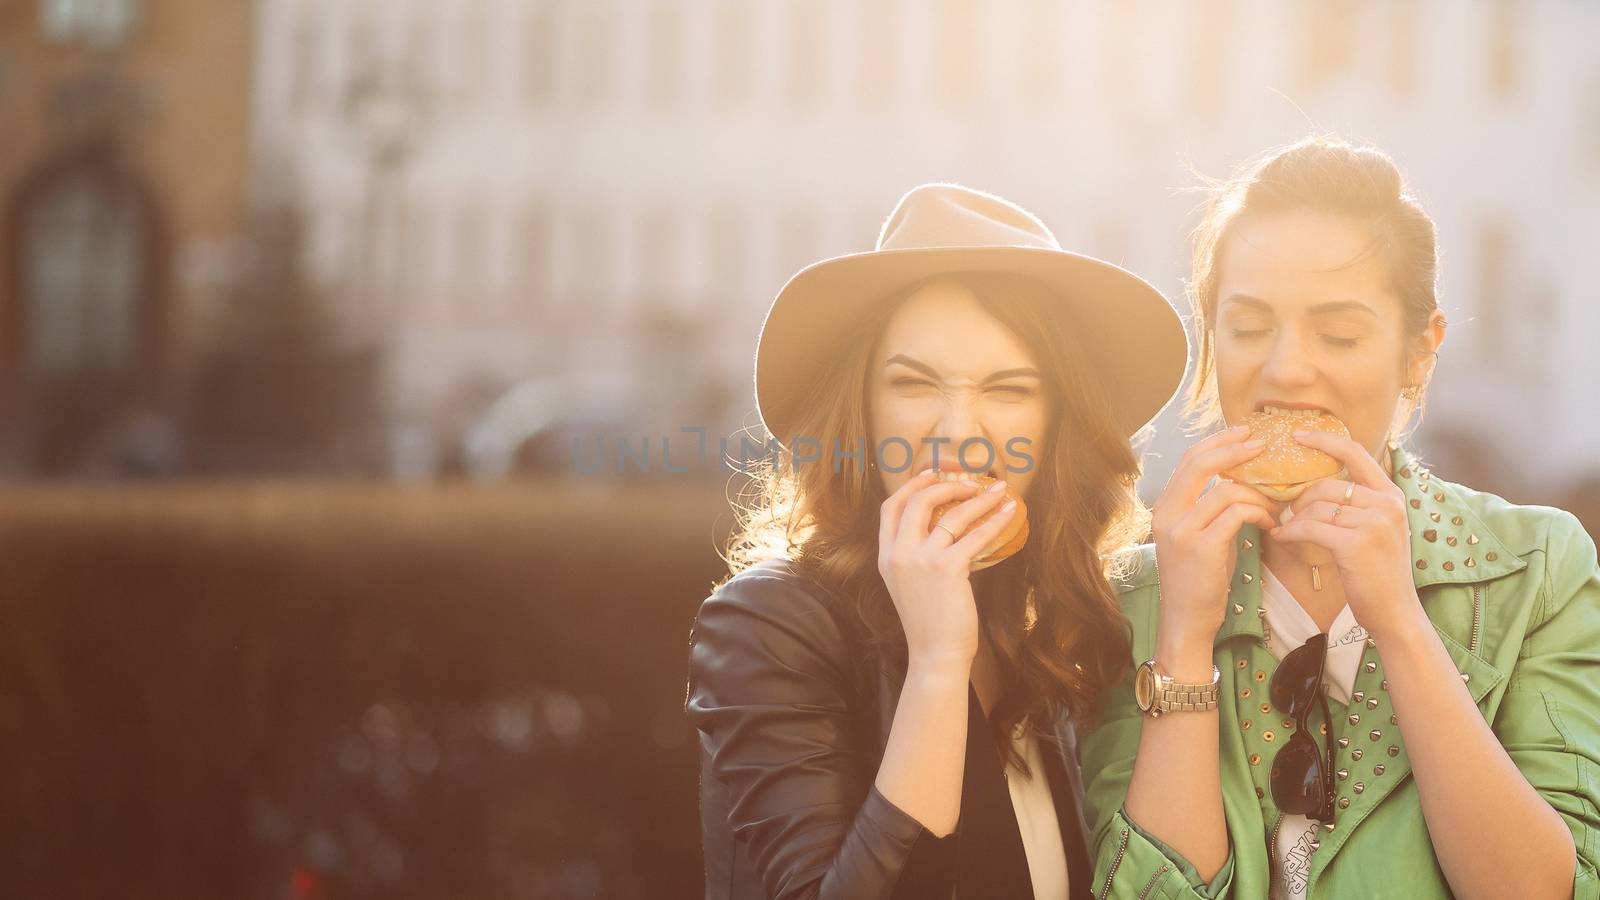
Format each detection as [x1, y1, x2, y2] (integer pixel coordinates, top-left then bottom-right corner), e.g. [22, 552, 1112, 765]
[1134, 659, 1221, 717]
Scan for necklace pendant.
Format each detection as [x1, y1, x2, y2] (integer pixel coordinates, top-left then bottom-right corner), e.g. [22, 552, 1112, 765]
[1311, 565, 1324, 591]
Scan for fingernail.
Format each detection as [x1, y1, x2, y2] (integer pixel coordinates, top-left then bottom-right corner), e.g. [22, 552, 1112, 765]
[1229, 424, 1250, 434]
[1000, 499, 1017, 512]
[918, 466, 935, 477]
[986, 479, 1007, 492]
[1293, 430, 1311, 439]
[1245, 439, 1265, 448]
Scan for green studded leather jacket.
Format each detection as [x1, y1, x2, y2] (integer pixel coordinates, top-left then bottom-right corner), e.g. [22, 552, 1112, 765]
[1079, 446, 1600, 899]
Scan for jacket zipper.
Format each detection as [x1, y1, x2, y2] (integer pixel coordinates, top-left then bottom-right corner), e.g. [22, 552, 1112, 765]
[1098, 828, 1130, 900]
[1266, 811, 1285, 891]
[1470, 584, 1483, 653]
[1136, 865, 1170, 900]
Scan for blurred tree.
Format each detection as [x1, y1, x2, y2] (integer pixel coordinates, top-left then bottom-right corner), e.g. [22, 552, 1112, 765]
[185, 190, 385, 476]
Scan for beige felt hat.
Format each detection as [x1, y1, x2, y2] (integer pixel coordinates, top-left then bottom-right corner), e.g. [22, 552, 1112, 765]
[754, 182, 1190, 447]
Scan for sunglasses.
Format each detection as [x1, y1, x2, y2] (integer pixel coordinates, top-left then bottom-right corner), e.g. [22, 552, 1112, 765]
[1268, 634, 1335, 823]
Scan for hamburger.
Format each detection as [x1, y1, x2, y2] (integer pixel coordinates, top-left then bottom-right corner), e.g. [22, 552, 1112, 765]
[928, 471, 1030, 570]
[1223, 407, 1351, 502]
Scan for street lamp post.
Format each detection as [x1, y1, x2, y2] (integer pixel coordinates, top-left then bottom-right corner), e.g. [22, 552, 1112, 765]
[338, 57, 429, 329]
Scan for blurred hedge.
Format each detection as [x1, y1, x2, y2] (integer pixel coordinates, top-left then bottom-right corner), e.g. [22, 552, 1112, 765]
[0, 479, 733, 899]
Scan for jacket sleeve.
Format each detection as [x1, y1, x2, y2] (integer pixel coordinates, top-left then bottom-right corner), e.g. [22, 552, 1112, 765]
[685, 572, 951, 900]
[1078, 641, 1235, 900]
[1493, 511, 1600, 899]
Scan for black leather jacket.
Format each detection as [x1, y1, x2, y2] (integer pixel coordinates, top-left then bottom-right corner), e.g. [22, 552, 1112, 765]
[686, 558, 1094, 899]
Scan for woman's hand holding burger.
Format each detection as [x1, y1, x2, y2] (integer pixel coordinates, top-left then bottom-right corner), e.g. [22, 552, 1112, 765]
[1150, 427, 1279, 667]
[877, 468, 1021, 668]
[1269, 430, 1430, 643]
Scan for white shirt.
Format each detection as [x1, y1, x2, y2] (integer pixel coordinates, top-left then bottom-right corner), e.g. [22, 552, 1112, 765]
[1004, 722, 1070, 900]
[1258, 564, 1368, 900]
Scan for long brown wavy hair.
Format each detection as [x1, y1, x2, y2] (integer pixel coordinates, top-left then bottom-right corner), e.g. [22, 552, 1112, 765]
[718, 271, 1150, 773]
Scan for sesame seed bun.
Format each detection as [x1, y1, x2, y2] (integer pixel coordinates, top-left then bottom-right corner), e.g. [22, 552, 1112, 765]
[1224, 409, 1350, 502]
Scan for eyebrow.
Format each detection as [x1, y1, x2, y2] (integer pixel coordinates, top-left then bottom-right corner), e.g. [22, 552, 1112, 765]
[1221, 294, 1379, 317]
[885, 354, 1041, 383]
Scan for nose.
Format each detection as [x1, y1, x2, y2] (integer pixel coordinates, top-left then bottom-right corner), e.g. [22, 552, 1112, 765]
[931, 392, 995, 469]
[1260, 328, 1317, 389]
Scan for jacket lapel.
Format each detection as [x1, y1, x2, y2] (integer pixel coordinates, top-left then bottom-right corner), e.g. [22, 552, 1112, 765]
[1044, 715, 1096, 900]
[1211, 445, 1528, 647]
[1204, 446, 1527, 890]
[1395, 450, 1525, 587]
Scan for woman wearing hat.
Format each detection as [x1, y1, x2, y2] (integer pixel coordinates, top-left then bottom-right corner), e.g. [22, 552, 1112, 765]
[1079, 135, 1600, 898]
[686, 183, 1190, 899]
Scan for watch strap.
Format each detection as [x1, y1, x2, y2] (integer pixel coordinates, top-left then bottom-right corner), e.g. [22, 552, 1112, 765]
[1141, 661, 1221, 716]
[1154, 678, 1220, 712]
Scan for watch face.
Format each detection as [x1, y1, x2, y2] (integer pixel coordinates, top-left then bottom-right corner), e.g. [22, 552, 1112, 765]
[1134, 661, 1156, 711]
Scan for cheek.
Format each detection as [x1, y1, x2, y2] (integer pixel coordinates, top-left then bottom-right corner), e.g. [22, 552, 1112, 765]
[1328, 352, 1406, 444]
[1326, 335, 1406, 397]
[1212, 339, 1257, 413]
[868, 389, 919, 444]
[993, 404, 1047, 483]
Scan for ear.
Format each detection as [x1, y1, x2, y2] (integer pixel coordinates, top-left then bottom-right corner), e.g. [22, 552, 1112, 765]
[1405, 310, 1448, 389]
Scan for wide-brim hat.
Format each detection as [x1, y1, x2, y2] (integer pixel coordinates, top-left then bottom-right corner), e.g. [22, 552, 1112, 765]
[754, 182, 1190, 449]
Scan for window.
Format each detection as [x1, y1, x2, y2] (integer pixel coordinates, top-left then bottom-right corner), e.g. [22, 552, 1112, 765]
[933, 0, 979, 112]
[776, 208, 819, 290]
[637, 205, 681, 305]
[1018, 0, 1064, 109]
[405, 15, 430, 86]
[573, 4, 615, 105]
[517, 202, 551, 309]
[20, 169, 146, 374]
[1476, 219, 1511, 363]
[784, 0, 824, 112]
[1296, 0, 1358, 94]
[457, 10, 489, 109]
[857, 0, 896, 111]
[40, 0, 139, 47]
[525, 3, 557, 107]
[707, 205, 746, 305]
[645, 2, 684, 110]
[289, 16, 317, 116]
[1587, 70, 1600, 175]
[1181, 0, 1229, 121]
[403, 201, 434, 306]
[1095, 3, 1141, 124]
[569, 209, 611, 314]
[453, 206, 486, 308]
[711, 0, 753, 111]
[1384, 0, 1420, 101]
[1485, 0, 1519, 103]
[347, 14, 376, 72]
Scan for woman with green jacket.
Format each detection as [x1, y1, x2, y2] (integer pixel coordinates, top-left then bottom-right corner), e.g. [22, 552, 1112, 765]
[1080, 135, 1600, 899]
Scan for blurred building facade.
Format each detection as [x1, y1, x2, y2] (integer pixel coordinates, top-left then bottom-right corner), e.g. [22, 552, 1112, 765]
[251, 0, 1600, 493]
[0, 0, 255, 478]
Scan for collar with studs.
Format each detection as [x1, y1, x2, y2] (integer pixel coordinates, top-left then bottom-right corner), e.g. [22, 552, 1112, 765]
[1214, 443, 1527, 647]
